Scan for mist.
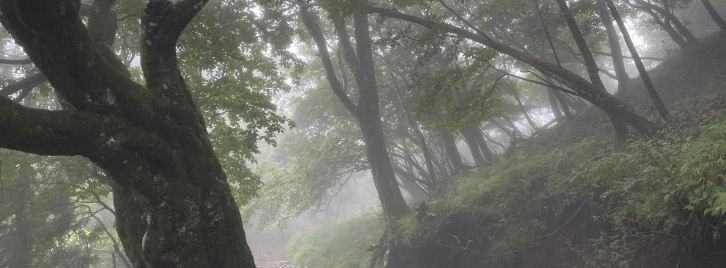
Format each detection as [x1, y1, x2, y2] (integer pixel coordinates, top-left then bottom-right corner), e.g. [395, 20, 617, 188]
[1, 0, 726, 267]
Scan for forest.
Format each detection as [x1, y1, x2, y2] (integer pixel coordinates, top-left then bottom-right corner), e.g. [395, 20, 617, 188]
[0, 0, 725, 267]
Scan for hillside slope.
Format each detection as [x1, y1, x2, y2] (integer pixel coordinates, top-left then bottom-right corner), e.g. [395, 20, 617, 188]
[286, 33, 726, 268]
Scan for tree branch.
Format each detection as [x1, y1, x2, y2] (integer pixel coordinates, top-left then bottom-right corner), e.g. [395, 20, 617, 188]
[0, 0, 155, 125]
[298, 3, 358, 113]
[0, 57, 32, 65]
[0, 96, 101, 156]
[0, 73, 46, 97]
[140, 0, 211, 132]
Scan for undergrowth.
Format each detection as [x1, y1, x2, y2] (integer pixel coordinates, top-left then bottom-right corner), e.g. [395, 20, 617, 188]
[286, 106, 726, 267]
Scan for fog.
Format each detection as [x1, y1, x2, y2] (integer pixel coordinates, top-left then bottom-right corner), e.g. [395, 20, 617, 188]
[1, 0, 726, 267]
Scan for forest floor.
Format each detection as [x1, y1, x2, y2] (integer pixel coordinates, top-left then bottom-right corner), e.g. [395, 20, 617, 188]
[286, 32, 726, 268]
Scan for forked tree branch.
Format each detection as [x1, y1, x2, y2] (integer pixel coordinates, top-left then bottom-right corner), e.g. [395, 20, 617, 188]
[0, 0, 155, 124]
[299, 3, 358, 113]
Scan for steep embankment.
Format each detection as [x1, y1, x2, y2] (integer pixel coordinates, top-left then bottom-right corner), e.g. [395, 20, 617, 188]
[286, 33, 726, 268]
[399, 32, 726, 268]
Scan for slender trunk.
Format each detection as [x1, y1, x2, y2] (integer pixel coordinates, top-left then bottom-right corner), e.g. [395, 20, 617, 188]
[391, 82, 439, 191]
[394, 166, 430, 202]
[460, 126, 487, 166]
[481, 130, 507, 152]
[545, 75, 574, 118]
[473, 127, 496, 161]
[92, 214, 133, 268]
[632, 0, 697, 46]
[598, 0, 630, 85]
[301, 5, 410, 219]
[359, 114, 412, 217]
[549, 88, 564, 120]
[701, 0, 726, 32]
[502, 115, 526, 138]
[438, 128, 465, 172]
[558, 0, 629, 140]
[508, 85, 539, 132]
[552, 88, 574, 118]
[607, 0, 671, 120]
[665, 8, 698, 43]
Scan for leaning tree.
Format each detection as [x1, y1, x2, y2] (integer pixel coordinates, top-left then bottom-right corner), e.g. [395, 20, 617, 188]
[0, 0, 264, 267]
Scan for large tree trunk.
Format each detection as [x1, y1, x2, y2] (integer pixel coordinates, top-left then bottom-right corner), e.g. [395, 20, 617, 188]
[701, 0, 726, 32]
[113, 186, 152, 268]
[358, 112, 412, 217]
[0, 1, 257, 266]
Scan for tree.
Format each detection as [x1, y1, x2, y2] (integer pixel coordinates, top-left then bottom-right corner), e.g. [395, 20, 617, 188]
[557, 0, 631, 139]
[597, 0, 630, 86]
[626, 0, 698, 48]
[0, 0, 278, 266]
[369, 3, 656, 138]
[298, 1, 410, 219]
[606, 0, 671, 120]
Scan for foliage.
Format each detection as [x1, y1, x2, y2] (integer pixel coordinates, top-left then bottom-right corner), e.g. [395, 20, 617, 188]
[243, 122, 366, 230]
[0, 150, 114, 268]
[287, 215, 382, 268]
[177, 0, 297, 204]
[284, 105, 726, 266]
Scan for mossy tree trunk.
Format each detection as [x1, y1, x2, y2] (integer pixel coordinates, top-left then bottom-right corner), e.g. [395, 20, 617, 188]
[0, 1, 256, 267]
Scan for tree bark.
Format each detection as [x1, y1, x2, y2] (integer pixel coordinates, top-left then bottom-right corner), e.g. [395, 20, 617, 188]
[607, 0, 671, 120]
[701, 0, 726, 32]
[0, 1, 257, 267]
